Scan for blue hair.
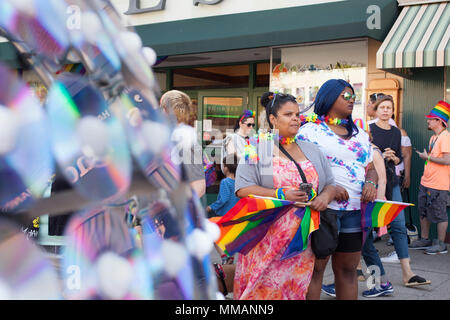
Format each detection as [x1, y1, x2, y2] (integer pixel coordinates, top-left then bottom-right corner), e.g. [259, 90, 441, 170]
[312, 79, 359, 138]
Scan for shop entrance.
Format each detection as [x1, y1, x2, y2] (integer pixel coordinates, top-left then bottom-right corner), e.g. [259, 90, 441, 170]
[187, 88, 267, 203]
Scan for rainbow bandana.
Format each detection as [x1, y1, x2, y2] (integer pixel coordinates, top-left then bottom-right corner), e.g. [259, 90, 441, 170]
[240, 109, 255, 122]
[426, 101, 450, 127]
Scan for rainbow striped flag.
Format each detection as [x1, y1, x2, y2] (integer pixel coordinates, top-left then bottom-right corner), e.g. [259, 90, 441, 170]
[361, 200, 414, 244]
[212, 196, 320, 260]
[361, 200, 414, 229]
[281, 206, 320, 260]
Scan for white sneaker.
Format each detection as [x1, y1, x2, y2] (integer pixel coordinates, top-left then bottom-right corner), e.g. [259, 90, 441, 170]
[380, 251, 400, 264]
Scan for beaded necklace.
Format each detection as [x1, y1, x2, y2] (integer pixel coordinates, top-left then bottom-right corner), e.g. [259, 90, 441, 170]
[300, 112, 349, 126]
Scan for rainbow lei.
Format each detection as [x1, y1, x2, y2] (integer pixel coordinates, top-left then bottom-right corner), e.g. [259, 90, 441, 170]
[279, 136, 297, 145]
[300, 112, 349, 126]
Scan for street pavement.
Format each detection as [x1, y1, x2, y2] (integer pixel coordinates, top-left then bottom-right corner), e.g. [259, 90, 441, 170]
[211, 234, 450, 300]
[321, 235, 450, 300]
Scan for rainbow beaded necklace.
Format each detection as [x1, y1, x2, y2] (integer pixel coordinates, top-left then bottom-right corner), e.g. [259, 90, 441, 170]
[300, 112, 349, 126]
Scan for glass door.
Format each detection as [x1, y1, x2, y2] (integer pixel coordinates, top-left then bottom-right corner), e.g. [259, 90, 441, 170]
[198, 90, 248, 194]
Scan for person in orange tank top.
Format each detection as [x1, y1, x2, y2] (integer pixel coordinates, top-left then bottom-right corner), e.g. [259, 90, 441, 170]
[412, 101, 450, 255]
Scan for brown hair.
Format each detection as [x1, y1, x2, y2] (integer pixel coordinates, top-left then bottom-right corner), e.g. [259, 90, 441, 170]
[160, 90, 194, 126]
[373, 95, 394, 112]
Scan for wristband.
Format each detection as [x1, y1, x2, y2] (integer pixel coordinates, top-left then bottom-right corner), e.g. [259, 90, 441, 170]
[365, 180, 378, 189]
[275, 188, 286, 200]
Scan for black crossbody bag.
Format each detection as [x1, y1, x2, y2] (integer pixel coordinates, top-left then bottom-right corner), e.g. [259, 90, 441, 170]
[278, 145, 338, 259]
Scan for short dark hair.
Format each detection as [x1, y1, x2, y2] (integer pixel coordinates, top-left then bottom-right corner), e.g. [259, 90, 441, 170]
[223, 154, 238, 174]
[260, 92, 297, 129]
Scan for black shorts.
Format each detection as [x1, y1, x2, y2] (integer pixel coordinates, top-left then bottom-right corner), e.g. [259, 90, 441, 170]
[335, 232, 363, 253]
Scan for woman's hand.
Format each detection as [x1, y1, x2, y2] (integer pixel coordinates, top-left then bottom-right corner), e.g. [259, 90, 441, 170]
[310, 194, 329, 212]
[335, 186, 349, 201]
[284, 189, 308, 204]
[361, 183, 377, 203]
[383, 148, 396, 161]
[402, 174, 410, 189]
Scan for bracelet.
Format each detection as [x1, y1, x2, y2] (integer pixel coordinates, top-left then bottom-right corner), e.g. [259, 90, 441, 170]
[365, 180, 378, 189]
[275, 188, 287, 200]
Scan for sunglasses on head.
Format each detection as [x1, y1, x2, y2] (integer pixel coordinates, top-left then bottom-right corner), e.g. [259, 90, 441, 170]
[246, 123, 256, 128]
[341, 92, 356, 101]
[370, 93, 393, 101]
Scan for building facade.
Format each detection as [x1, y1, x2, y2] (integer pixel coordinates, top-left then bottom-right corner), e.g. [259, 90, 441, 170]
[3, 0, 447, 238]
[377, 0, 450, 240]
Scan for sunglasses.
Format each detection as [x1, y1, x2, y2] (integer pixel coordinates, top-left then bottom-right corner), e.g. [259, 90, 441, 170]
[246, 123, 256, 128]
[341, 92, 356, 101]
[370, 93, 393, 102]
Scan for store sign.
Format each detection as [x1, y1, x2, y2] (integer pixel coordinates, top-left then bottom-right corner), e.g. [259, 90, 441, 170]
[125, 0, 224, 15]
[206, 104, 241, 117]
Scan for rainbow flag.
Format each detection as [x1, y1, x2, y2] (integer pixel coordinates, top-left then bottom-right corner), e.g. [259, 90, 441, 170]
[212, 196, 319, 259]
[281, 206, 320, 260]
[361, 200, 414, 229]
[353, 118, 369, 131]
[361, 200, 414, 243]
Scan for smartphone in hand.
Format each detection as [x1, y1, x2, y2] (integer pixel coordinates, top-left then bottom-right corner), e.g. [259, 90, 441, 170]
[299, 183, 313, 196]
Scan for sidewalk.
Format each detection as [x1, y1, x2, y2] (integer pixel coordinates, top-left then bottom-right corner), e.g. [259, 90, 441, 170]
[214, 234, 450, 300]
[321, 235, 450, 300]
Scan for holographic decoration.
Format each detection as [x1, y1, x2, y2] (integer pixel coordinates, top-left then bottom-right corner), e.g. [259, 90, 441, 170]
[139, 199, 195, 300]
[63, 0, 122, 79]
[0, 64, 54, 213]
[117, 89, 181, 192]
[91, 0, 157, 97]
[0, 221, 61, 299]
[0, 0, 72, 74]
[46, 73, 131, 202]
[61, 207, 153, 300]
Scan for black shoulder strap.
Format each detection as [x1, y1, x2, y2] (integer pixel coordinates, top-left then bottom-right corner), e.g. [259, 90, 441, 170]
[278, 144, 307, 183]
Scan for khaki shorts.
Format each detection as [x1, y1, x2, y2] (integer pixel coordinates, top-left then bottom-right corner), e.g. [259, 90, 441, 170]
[418, 184, 449, 223]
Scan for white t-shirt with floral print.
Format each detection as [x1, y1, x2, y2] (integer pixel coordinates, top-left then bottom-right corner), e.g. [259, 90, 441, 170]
[297, 122, 373, 211]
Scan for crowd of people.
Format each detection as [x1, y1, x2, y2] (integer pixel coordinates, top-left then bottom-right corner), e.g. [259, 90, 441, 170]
[159, 79, 449, 300]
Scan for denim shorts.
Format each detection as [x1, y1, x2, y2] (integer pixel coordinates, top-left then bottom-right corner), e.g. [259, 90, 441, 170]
[332, 209, 362, 234]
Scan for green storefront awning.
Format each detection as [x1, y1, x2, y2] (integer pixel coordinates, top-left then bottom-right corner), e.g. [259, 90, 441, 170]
[377, 1, 450, 69]
[135, 0, 399, 57]
[0, 0, 399, 67]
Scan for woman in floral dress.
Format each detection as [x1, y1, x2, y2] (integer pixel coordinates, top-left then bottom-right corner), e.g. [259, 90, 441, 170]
[233, 92, 336, 300]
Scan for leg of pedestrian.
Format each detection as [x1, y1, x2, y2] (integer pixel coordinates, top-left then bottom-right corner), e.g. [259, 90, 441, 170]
[306, 256, 331, 300]
[332, 251, 360, 300]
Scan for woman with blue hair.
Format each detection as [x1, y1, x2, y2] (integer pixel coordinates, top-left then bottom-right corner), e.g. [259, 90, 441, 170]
[298, 79, 378, 299]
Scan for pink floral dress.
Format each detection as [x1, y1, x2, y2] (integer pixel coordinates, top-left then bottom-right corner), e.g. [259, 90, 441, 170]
[234, 156, 319, 300]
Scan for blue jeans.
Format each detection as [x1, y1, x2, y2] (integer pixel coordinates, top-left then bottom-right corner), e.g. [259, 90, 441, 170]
[389, 184, 409, 259]
[362, 228, 386, 276]
[362, 184, 409, 272]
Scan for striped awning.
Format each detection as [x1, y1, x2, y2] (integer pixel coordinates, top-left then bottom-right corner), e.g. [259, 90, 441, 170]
[377, 1, 450, 69]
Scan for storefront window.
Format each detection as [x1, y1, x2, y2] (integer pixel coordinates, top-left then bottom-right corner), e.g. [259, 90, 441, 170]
[154, 70, 167, 92]
[256, 62, 270, 87]
[173, 65, 249, 90]
[270, 40, 368, 120]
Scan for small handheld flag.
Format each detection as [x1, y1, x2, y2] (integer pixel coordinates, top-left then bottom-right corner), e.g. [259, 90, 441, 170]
[361, 199, 414, 243]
